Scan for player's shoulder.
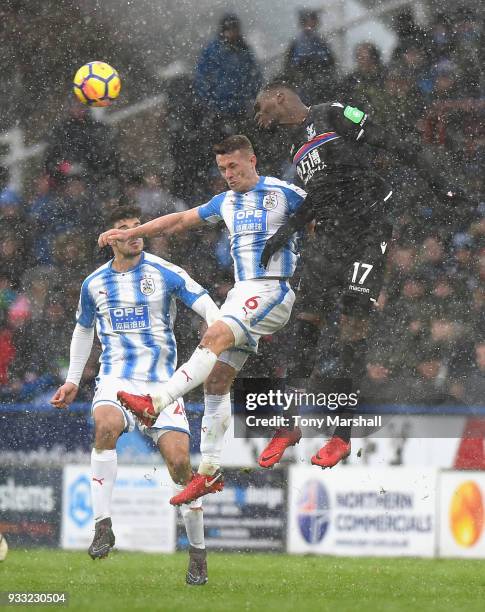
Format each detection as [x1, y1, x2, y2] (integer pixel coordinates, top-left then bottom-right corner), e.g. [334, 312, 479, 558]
[144, 252, 205, 296]
[261, 176, 306, 198]
[81, 260, 111, 291]
[143, 252, 189, 279]
[262, 176, 299, 189]
[311, 101, 335, 115]
[309, 101, 345, 124]
[209, 190, 230, 204]
[199, 190, 228, 211]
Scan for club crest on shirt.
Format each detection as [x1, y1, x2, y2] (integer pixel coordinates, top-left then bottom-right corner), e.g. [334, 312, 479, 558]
[263, 192, 279, 210]
[140, 275, 155, 296]
[306, 123, 316, 140]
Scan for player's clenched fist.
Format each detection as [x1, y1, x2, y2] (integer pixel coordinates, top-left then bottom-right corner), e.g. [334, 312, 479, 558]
[260, 229, 291, 269]
[98, 228, 130, 248]
[50, 382, 79, 409]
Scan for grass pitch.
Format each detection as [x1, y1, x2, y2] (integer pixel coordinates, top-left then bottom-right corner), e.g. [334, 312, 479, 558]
[1, 549, 484, 612]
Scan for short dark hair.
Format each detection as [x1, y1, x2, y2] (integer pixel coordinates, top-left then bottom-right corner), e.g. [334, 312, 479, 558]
[259, 79, 297, 95]
[105, 204, 142, 228]
[212, 134, 254, 156]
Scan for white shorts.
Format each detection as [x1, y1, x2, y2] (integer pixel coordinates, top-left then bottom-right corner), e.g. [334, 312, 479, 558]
[218, 279, 295, 372]
[92, 377, 190, 443]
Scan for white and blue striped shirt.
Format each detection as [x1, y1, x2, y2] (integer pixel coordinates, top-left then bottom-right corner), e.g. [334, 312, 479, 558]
[76, 251, 207, 383]
[198, 176, 306, 281]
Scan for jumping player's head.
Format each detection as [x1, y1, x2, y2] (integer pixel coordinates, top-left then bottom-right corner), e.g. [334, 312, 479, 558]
[213, 135, 259, 193]
[105, 204, 144, 259]
[254, 80, 307, 131]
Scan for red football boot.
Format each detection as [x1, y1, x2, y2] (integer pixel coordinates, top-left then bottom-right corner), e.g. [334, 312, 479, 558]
[311, 436, 351, 468]
[117, 391, 158, 428]
[170, 472, 224, 506]
[258, 427, 302, 468]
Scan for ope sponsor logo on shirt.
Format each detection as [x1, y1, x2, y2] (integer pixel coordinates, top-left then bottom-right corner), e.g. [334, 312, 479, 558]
[109, 305, 151, 332]
[234, 208, 267, 233]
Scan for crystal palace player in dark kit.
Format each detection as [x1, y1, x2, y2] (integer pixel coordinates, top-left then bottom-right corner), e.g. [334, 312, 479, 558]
[254, 81, 469, 468]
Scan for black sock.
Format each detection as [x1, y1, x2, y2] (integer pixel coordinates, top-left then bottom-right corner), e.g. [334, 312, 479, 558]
[333, 418, 352, 443]
[333, 338, 368, 443]
[341, 338, 368, 382]
[285, 318, 322, 429]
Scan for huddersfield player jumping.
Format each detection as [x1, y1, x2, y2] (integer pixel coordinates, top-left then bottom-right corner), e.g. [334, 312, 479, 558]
[51, 205, 219, 585]
[98, 135, 306, 504]
[254, 81, 470, 469]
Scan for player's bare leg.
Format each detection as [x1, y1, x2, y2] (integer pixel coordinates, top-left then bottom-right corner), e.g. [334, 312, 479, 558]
[158, 431, 207, 585]
[118, 321, 235, 424]
[312, 314, 368, 468]
[170, 360, 235, 505]
[158, 430, 193, 486]
[88, 405, 124, 559]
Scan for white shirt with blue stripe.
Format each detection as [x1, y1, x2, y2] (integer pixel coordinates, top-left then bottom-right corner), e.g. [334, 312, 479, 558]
[198, 176, 306, 282]
[76, 251, 208, 383]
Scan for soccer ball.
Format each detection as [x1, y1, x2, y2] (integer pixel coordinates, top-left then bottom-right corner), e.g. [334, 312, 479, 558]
[73, 61, 121, 107]
[0, 533, 8, 561]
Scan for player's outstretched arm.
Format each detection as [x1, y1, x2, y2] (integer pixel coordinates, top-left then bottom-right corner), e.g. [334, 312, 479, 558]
[98, 208, 203, 247]
[328, 103, 470, 203]
[50, 323, 94, 409]
[372, 124, 470, 203]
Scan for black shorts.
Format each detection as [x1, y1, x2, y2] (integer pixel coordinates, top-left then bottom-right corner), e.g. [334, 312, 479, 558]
[296, 218, 393, 317]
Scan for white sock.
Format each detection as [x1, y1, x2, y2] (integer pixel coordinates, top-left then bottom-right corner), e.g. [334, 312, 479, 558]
[154, 347, 218, 412]
[175, 485, 205, 549]
[198, 393, 232, 476]
[90, 448, 117, 522]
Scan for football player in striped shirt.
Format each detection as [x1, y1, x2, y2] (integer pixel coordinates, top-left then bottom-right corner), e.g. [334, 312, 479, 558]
[51, 205, 219, 584]
[98, 135, 306, 504]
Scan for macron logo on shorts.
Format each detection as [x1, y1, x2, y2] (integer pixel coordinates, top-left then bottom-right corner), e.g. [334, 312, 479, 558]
[380, 242, 387, 254]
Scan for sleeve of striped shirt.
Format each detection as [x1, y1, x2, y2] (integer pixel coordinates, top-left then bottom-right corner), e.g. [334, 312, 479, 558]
[281, 183, 307, 214]
[172, 268, 208, 308]
[76, 279, 96, 328]
[197, 193, 224, 224]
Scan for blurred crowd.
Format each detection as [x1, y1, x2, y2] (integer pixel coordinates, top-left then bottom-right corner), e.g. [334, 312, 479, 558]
[0, 6, 484, 407]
